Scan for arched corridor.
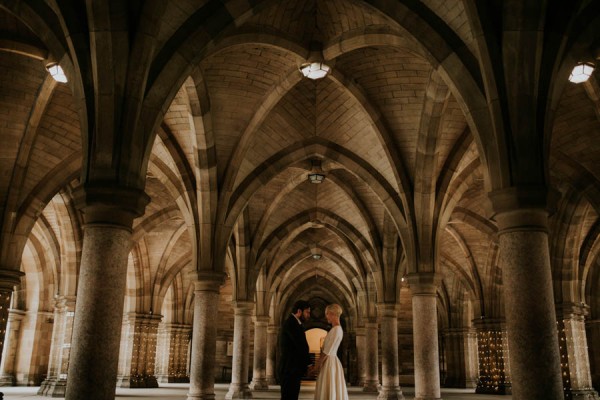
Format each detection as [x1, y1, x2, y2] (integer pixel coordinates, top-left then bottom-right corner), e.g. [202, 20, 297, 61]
[0, 1, 599, 400]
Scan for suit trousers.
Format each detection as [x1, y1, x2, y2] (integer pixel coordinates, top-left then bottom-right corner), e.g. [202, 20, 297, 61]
[280, 372, 302, 400]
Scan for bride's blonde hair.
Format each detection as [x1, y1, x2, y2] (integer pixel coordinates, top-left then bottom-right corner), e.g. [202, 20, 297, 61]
[325, 304, 343, 317]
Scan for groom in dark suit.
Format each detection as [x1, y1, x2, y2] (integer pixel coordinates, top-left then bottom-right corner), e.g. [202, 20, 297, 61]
[278, 300, 312, 400]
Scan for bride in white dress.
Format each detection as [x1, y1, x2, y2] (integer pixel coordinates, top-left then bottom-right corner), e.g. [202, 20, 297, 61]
[314, 304, 349, 400]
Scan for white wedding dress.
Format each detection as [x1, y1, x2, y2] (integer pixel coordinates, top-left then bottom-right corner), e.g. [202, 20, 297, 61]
[314, 325, 349, 400]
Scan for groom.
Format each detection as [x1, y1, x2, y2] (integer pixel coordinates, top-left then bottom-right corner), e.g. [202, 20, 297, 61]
[278, 300, 312, 400]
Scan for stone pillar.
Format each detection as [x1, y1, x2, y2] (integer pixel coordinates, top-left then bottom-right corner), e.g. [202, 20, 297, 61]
[225, 301, 254, 399]
[363, 319, 379, 392]
[409, 273, 441, 400]
[0, 309, 25, 385]
[473, 319, 511, 395]
[377, 304, 404, 400]
[250, 316, 269, 390]
[187, 272, 225, 400]
[0, 268, 24, 385]
[265, 325, 277, 385]
[355, 326, 366, 387]
[156, 323, 192, 383]
[38, 296, 76, 396]
[65, 185, 149, 400]
[116, 313, 162, 388]
[489, 195, 563, 400]
[442, 328, 478, 389]
[587, 320, 600, 391]
[556, 304, 599, 399]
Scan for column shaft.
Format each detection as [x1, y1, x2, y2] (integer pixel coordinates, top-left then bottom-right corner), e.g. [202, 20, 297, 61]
[411, 292, 441, 400]
[587, 320, 600, 391]
[156, 323, 191, 383]
[495, 209, 562, 400]
[65, 225, 134, 400]
[377, 304, 404, 400]
[38, 296, 76, 396]
[265, 325, 277, 385]
[225, 301, 253, 399]
[363, 320, 379, 392]
[250, 316, 269, 390]
[355, 327, 366, 387]
[117, 313, 161, 388]
[187, 275, 224, 400]
[557, 305, 599, 399]
[0, 309, 25, 386]
[474, 320, 511, 394]
[443, 328, 478, 389]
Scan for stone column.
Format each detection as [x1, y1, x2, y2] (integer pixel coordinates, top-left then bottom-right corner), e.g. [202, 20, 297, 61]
[156, 323, 192, 383]
[442, 328, 478, 389]
[473, 318, 511, 394]
[377, 303, 404, 400]
[363, 319, 379, 392]
[0, 268, 24, 384]
[0, 308, 25, 385]
[250, 316, 269, 390]
[265, 324, 277, 385]
[38, 296, 76, 396]
[117, 312, 162, 388]
[355, 326, 366, 387]
[409, 273, 441, 400]
[65, 186, 149, 400]
[187, 272, 225, 400]
[587, 319, 600, 391]
[489, 193, 563, 400]
[225, 301, 254, 399]
[556, 304, 599, 399]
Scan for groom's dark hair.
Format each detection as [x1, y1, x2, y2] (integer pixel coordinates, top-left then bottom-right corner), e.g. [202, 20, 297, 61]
[292, 300, 310, 313]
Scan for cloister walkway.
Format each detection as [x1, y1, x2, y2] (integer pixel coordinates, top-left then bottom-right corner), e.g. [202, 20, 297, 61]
[1, 383, 512, 399]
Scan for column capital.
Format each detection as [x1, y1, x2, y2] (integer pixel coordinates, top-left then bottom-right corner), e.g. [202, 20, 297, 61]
[488, 186, 559, 232]
[73, 184, 150, 227]
[407, 272, 440, 295]
[355, 326, 366, 336]
[232, 301, 254, 315]
[472, 317, 506, 331]
[0, 268, 24, 290]
[253, 315, 270, 325]
[377, 303, 398, 318]
[365, 318, 378, 327]
[192, 271, 226, 292]
[555, 302, 588, 319]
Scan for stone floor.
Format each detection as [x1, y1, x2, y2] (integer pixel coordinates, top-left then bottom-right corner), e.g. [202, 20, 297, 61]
[0, 382, 512, 399]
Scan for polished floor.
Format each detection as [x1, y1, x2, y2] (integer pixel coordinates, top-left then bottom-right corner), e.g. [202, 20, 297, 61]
[0, 382, 512, 399]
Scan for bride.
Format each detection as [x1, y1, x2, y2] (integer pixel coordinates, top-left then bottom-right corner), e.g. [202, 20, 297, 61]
[314, 304, 349, 400]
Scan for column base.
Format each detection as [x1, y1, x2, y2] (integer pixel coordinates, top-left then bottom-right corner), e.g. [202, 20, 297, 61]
[187, 392, 216, 400]
[377, 386, 405, 400]
[0, 375, 15, 386]
[157, 374, 190, 383]
[363, 380, 380, 392]
[249, 378, 269, 390]
[117, 374, 159, 388]
[572, 389, 600, 400]
[266, 376, 276, 385]
[476, 383, 511, 395]
[38, 378, 67, 397]
[225, 383, 253, 399]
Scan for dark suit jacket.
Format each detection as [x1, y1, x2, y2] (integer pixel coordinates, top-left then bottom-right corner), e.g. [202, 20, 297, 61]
[278, 314, 311, 379]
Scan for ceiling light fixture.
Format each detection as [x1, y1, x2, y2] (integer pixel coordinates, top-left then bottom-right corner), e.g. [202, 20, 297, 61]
[569, 62, 595, 83]
[300, 61, 330, 80]
[312, 253, 322, 260]
[308, 172, 325, 184]
[46, 63, 68, 83]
